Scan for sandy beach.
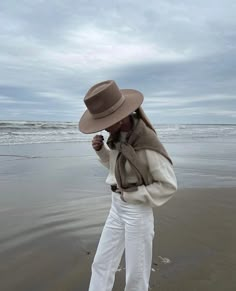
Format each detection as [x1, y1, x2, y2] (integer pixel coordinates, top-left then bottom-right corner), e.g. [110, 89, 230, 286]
[0, 142, 236, 290]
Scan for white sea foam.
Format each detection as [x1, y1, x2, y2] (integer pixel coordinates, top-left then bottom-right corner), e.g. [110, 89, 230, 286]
[0, 121, 236, 145]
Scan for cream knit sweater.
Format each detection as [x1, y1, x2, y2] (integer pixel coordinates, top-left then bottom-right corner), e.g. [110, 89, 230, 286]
[96, 144, 178, 207]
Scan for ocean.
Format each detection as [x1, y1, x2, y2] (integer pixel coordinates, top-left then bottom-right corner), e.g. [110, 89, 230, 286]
[1, 120, 236, 145]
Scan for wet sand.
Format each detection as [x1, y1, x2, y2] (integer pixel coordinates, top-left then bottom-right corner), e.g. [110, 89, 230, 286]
[0, 143, 236, 290]
[1, 188, 235, 291]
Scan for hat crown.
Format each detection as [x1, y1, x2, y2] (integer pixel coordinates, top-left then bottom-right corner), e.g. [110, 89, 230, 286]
[79, 79, 144, 133]
[84, 80, 123, 117]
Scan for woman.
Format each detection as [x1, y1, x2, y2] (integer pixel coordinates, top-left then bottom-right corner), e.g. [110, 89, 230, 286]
[79, 80, 177, 291]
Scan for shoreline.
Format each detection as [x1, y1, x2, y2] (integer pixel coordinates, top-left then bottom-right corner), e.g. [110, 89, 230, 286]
[1, 141, 236, 189]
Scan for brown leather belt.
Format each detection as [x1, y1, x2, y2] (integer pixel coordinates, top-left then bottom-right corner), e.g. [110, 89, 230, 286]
[111, 184, 121, 194]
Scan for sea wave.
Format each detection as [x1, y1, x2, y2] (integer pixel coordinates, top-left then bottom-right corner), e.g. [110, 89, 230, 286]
[1, 121, 236, 145]
[0, 121, 77, 130]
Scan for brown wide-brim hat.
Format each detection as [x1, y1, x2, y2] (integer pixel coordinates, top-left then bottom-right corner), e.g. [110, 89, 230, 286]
[79, 80, 144, 134]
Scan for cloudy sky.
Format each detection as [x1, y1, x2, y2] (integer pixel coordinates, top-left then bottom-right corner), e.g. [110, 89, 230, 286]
[0, 0, 236, 124]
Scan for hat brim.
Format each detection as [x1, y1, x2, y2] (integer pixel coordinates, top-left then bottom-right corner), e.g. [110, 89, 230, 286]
[79, 89, 143, 134]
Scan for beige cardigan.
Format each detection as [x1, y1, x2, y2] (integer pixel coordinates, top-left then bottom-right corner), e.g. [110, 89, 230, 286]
[96, 144, 178, 207]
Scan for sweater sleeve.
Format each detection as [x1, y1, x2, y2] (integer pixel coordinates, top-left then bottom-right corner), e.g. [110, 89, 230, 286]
[123, 150, 177, 207]
[95, 144, 110, 169]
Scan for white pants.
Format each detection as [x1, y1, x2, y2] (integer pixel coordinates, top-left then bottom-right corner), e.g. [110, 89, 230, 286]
[88, 192, 154, 291]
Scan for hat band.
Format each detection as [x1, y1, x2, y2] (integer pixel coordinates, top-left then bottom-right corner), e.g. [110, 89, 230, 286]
[91, 95, 125, 119]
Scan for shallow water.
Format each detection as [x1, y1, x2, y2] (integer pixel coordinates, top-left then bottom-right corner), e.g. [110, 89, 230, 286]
[1, 139, 235, 248]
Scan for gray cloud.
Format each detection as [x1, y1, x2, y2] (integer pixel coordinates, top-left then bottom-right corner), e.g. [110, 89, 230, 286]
[0, 0, 235, 122]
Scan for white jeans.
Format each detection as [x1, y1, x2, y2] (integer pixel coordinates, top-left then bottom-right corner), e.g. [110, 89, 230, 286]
[88, 192, 155, 291]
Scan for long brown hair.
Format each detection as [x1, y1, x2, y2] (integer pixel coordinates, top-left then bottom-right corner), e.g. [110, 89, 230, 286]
[135, 107, 156, 133]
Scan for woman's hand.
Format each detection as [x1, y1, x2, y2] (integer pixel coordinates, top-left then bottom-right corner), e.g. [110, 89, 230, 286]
[92, 135, 104, 151]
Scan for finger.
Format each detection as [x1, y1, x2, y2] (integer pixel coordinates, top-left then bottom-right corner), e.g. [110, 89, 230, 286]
[93, 136, 104, 142]
[92, 143, 102, 148]
[93, 145, 102, 151]
[94, 134, 103, 139]
[92, 140, 103, 146]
